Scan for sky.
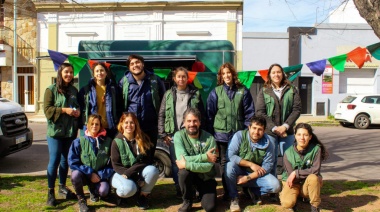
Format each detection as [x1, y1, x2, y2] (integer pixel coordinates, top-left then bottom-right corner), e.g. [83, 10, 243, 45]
[75, 0, 350, 32]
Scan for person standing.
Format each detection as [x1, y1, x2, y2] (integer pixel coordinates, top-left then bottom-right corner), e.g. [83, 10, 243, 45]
[207, 62, 255, 199]
[158, 67, 206, 198]
[175, 108, 217, 212]
[110, 112, 159, 210]
[68, 114, 114, 212]
[280, 123, 328, 212]
[78, 62, 121, 138]
[255, 63, 302, 178]
[226, 115, 280, 212]
[44, 62, 79, 206]
[119, 54, 166, 160]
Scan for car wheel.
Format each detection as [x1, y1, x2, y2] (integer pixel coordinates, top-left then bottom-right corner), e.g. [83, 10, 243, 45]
[153, 150, 171, 178]
[339, 122, 352, 127]
[354, 114, 370, 129]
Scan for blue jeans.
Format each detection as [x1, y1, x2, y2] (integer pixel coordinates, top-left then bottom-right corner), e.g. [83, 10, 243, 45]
[169, 141, 179, 185]
[267, 134, 295, 176]
[225, 161, 281, 198]
[47, 136, 74, 188]
[111, 165, 159, 198]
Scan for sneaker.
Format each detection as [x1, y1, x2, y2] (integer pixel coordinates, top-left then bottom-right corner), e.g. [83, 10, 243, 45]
[115, 195, 127, 206]
[311, 205, 320, 212]
[90, 192, 99, 202]
[137, 195, 149, 210]
[229, 197, 241, 212]
[46, 189, 57, 207]
[269, 193, 279, 202]
[178, 199, 192, 212]
[58, 185, 76, 199]
[242, 187, 250, 199]
[247, 188, 262, 205]
[78, 198, 89, 212]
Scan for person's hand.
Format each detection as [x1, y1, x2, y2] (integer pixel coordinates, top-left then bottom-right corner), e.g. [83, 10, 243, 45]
[274, 125, 287, 136]
[206, 147, 217, 163]
[286, 171, 296, 188]
[163, 136, 172, 145]
[237, 175, 249, 185]
[73, 109, 80, 118]
[90, 173, 101, 183]
[176, 155, 186, 169]
[249, 163, 266, 177]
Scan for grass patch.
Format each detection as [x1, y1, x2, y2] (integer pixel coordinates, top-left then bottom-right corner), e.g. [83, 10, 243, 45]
[0, 176, 380, 211]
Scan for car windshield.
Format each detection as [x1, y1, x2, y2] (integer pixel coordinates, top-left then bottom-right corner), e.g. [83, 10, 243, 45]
[341, 96, 356, 103]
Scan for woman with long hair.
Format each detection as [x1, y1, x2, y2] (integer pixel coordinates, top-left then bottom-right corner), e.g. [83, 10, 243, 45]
[78, 62, 121, 138]
[68, 114, 114, 212]
[110, 112, 159, 209]
[255, 63, 302, 179]
[44, 63, 79, 206]
[158, 66, 206, 198]
[207, 62, 255, 199]
[280, 123, 329, 211]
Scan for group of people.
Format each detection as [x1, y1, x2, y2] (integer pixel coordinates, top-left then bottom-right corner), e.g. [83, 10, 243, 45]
[44, 54, 328, 212]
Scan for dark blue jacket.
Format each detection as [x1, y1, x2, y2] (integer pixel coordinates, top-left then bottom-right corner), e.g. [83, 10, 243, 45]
[78, 78, 122, 131]
[68, 135, 114, 180]
[207, 83, 255, 143]
[118, 70, 166, 132]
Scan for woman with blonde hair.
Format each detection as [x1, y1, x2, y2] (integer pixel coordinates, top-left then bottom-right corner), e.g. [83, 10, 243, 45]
[110, 112, 159, 209]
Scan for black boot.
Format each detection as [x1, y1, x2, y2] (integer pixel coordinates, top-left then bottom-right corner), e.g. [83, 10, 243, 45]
[58, 185, 76, 199]
[46, 188, 57, 207]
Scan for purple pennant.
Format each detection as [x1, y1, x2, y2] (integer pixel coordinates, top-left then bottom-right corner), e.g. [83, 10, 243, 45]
[306, 59, 326, 76]
[48, 49, 69, 71]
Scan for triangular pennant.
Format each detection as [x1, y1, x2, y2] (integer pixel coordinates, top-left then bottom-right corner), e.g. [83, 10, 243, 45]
[191, 61, 205, 72]
[366, 42, 380, 60]
[258, 69, 268, 82]
[110, 64, 128, 83]
[88, 60, 112, 70]
[347, 47, 367, 69]
[188, 71, 198, 84]
[68, 55, 89, 76]
[328, 54, 347, 72]
[306, 59, 327, 76]
[283, 64, 303, 81]
[48, 49, 68, 71]
[237, 71, 257, 89]
[154, 69, 171, 79]
[194, 72, 217, 105]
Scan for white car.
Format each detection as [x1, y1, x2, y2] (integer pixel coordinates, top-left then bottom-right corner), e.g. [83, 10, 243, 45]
[334, 94, 380, 129]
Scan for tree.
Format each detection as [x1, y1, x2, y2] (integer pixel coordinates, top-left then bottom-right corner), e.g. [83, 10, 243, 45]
[353, 0, 380, 38]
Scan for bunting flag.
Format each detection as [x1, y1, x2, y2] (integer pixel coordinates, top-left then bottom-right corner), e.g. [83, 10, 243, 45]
[67, 55, 88, 76]
[237, 71, 257, 88]
[188, 71, 198, 84]
[258, 69, 269, 82]
[347, 47, 367, 69]
[284, 64, 303, 82]
[306, 59, 326, 76]
[367, 42, 380, 60]
[88, 60, 111, 70]
[328, 54, 347, 72]
[48, 49, 68, 71]
[154, 69, 171, 79]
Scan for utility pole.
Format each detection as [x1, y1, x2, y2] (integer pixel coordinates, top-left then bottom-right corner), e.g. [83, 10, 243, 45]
[12, 0, 17, 102]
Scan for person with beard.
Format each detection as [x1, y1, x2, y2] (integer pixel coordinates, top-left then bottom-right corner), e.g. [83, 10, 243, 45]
[174, 108, 217, 212]
[119, 54, 166, 161]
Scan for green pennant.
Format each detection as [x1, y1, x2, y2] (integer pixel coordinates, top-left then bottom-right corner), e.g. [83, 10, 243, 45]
[328, 54, 347, 72]
[194, 72, 217, 104]
[237, 71, 257, 89]
[110, 64, 128, 82]
[68, 55, 88, 76]
[283, 64, 303, 81]
[154, 69, 171, 79]
[366, 42, 380, 60]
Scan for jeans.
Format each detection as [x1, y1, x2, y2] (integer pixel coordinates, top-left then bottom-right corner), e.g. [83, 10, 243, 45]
[225, 161, 281, 198]
[169, 141, 179, 185]
[71, 170, 110, 198]
[217, 141, 228, 194]
[47, 136, 74, 188]
[111, 165, 159, 198]
[267, 134, 295, 176]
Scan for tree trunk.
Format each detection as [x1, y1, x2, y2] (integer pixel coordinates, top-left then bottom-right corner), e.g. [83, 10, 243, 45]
[353, 0, 380, 38]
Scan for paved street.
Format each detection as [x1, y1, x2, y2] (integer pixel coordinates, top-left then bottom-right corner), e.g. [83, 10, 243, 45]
[1, 123, 380, 181]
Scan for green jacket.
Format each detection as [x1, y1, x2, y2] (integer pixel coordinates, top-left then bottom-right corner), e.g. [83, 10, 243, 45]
[46, 84, 79, 138]
[263, 86, 294, 123]
[282, 143, 320, 181]
[239, 129, 267, 172]
[114, 137, 137, 167]
[80, 137, 112, 171]
[174, 129, 216, 181]
[213, 85, 245, 133]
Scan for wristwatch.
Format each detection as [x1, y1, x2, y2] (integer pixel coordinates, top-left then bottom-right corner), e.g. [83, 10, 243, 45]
[246, 175, 251, 181]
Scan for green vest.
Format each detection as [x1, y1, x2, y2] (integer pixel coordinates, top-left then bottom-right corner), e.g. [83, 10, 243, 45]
[46, 84, 79, 138]
[238, 129, 267, 172]
[213, 85, 245, 133]
[80, 136, 111, 171]
[263, 86, 294, 123]
[178, 130, 216, 181]
[114, 137, 137, 167]
[164, 89, 201, 133]
[122, 73, 160, 114]
[282, 143, 320, 181]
